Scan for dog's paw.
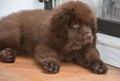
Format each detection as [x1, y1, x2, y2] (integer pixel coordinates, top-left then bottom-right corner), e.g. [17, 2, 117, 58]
[42, 61, 60, 73]
[89, 60, 108, 74]
[0, 48, 16, 63]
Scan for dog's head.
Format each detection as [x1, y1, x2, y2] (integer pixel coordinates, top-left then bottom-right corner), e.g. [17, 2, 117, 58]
[50, 1, 97, 51]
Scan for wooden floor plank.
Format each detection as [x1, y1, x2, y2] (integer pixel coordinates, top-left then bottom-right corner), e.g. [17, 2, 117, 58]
[0, 57, 120, 81]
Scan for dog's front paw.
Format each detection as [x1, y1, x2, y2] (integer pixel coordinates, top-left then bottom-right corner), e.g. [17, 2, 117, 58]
[89, 60, 108, 74]
[0, 48, 16, 63]
[42, 61, 60, 73]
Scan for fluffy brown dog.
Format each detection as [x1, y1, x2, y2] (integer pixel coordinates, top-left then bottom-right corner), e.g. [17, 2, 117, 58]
[0, 1, 108, 74]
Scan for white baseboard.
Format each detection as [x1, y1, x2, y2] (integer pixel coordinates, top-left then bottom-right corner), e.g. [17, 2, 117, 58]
[97, 33, 120, 68]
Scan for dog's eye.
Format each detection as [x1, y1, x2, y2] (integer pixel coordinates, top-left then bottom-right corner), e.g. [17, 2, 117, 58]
[73, 24, 80, 29]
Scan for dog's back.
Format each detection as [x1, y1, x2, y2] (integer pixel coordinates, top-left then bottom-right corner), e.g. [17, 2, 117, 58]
[0, 9, 51, 54]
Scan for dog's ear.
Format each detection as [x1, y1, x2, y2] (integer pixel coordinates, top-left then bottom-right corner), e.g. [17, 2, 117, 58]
[89, 18, 97, 45]
[50, 9, 71, 38]
[93, 18, 98, 35]
[50, 10, 71, 27]
[89, 18, 98, 36]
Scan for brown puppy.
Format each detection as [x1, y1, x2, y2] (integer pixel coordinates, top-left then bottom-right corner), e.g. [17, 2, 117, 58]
[0, 1, 108, 74]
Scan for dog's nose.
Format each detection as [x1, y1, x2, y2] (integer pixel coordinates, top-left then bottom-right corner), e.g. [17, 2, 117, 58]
[82, 32, 93, 43]
[83, 32, 92, 41]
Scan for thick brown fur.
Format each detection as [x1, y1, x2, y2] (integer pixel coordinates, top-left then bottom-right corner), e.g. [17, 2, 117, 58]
[0, 1, 108, 74]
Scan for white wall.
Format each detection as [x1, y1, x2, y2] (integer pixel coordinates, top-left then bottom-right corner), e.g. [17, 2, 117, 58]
[0, 0, 44, 18]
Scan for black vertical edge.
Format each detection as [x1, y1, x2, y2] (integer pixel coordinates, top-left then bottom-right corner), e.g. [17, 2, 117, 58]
[38, 0, 53, 10]
[44, 0, 52, 10]
[98, 18, 120, 38]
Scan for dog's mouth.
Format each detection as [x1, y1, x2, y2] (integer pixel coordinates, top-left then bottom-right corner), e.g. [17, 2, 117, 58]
[64, 33, 93, 51]
[64, 41, 82, 51]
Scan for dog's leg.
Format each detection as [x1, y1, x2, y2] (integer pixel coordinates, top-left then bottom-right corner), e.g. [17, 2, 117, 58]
[85, 48, 108, 74]
[34, 45, 60, 73]
[75, 47, 108, 74]
[0, 48, 16, 63]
